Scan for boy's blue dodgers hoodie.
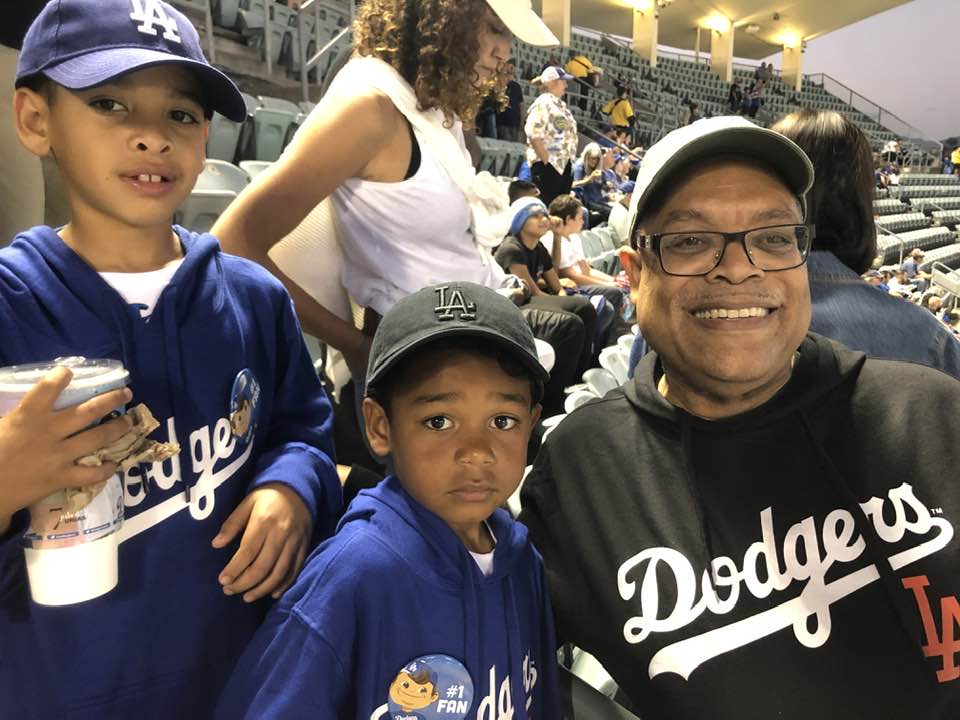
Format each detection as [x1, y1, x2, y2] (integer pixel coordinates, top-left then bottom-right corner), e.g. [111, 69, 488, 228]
[216, 475, 561, 720]
[0, 227, 340, 719]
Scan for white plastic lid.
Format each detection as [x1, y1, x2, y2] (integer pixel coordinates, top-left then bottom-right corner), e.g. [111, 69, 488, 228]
[24, 531, 119, 606]
[0, 358, 129, 414]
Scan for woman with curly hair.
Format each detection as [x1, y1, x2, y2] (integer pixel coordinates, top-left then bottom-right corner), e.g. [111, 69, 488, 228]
[213, 0, 558, 375]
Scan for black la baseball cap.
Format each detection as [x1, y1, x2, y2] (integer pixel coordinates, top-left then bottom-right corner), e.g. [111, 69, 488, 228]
[366, 282, 549, 403]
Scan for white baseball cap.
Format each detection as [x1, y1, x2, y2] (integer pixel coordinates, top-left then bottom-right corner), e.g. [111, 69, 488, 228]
[487, 0, 559, 47]
[627, 116, 814, 239]
[532, 66, 575, 85]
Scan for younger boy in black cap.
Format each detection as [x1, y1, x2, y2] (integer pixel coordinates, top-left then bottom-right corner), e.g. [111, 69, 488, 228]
[217, 282, 561, 719]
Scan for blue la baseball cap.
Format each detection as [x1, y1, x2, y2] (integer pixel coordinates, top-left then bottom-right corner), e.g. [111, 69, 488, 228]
[16, 0, 246, 122]
[402, 660, 438, 687]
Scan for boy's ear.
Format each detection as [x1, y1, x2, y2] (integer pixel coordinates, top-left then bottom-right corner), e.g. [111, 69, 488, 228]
[362, 397, 392, 457]
[529, 403, 542, 429]
[14, 88, 53, 158]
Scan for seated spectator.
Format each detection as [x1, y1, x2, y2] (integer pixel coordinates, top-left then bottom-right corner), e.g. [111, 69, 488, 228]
[612, 154, 632, 188]
[864, 269, 891, 293]
[496, 197, 598, 380]
[507, 179, 540, 204]
[547, 195, 625, 324]
[607, 180, 634, 243]
[572, 143, 613, 225]
[923, 294, 944, 315]
[900, 248, 930, 292]
[596, 124, 621, 149]
[686, 101, 703, 125]
[887, 269, 914, 296]
[944, 309, 960, 334]
[496, 60, 525, 142]
[951, 145, 960, 177]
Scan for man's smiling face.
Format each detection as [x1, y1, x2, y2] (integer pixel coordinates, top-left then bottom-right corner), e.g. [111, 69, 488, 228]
[628, 158, 811, 397]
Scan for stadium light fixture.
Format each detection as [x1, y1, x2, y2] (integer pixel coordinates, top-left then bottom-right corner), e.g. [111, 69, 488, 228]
[630, 0, 655, 13]
[703, 14, 731, 34]
[779, 31, 801, 48]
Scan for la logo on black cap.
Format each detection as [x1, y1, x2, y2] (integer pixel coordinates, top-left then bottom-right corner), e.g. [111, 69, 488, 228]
[434, 286, 476, 322]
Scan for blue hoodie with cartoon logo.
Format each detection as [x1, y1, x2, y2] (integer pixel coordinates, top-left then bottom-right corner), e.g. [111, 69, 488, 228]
[215, 475, 561, 720]
[0, 226, 340, 718]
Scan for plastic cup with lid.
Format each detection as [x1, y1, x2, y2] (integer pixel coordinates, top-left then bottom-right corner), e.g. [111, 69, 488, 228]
[0, 357, 130, 606]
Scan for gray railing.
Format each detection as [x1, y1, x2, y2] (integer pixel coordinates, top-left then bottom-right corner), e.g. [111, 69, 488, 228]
[168, 0, 216, 63]
[294, 0, 354, 102]
[807, 72, 941, 168]
[876, 223, 908, 265]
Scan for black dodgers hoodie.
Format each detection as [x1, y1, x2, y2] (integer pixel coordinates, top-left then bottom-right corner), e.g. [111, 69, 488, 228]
[521, 333, 960, 719]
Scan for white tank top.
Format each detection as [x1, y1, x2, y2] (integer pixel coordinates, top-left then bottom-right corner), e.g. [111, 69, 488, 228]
[328, 61, 503, 316]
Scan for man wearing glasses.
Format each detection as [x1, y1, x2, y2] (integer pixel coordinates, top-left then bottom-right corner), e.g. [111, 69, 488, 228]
[521, 117, 960, 719]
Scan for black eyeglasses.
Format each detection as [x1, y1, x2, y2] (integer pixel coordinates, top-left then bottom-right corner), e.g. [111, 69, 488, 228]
[630, 224, 815, 277]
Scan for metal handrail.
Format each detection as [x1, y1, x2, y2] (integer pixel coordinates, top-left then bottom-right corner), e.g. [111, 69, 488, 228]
[875, 223, 908, 265]
[295, 0, 354, 102]
[806, 71, 941, 167]
[167, 0, 216, 63]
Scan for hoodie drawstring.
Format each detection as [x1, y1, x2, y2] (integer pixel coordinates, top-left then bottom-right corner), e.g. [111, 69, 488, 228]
[677, 416, 720, 590]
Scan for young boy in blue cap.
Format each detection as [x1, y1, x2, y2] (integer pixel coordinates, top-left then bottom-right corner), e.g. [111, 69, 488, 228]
[216, 282, 561, 720]
[0, 1, 340, 716]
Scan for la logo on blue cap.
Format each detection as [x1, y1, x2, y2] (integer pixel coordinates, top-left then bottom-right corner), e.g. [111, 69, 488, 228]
[129, 0, 182, 43]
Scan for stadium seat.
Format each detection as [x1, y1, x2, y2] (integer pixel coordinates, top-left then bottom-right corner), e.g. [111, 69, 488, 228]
[239, 160, 273, 179]
[195, 159, 251, 194]
[207, 112, 244, 163]
[564, 389, 596, 414]
[212, 0, 240, 29]
[873, 198, 909, 216]
[237, 0, 267, 34]
[582, 367, 619, 397]
[175, 190, 236, 234]
[919, 243, 960, 272]
[875, 212, 928, 234]
[599, 346, 628, 384]
[251, 97, 300, 161]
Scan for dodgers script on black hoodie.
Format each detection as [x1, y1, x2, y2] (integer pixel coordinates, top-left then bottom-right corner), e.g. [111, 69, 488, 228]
[521, 334, 960, 719]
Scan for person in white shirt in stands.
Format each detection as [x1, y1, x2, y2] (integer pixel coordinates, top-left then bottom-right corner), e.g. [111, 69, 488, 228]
[525, 66, 579, 205]
[546, 194, 625, 318]
[212, 0, 565, 381]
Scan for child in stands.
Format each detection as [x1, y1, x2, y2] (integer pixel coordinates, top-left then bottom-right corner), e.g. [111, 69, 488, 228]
[216, 283, 560, 719]
[0, 1, 339, 716]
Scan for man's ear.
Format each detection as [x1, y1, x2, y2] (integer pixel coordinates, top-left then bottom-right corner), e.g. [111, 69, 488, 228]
[362, 396, 392, 457]
[14, 88, 53, 158]
[619, 245, 645, 289]
[619, 244, 647, 311]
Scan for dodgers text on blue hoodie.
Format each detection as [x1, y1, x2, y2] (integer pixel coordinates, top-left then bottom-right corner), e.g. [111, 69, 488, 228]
[0, 226, 340, 719]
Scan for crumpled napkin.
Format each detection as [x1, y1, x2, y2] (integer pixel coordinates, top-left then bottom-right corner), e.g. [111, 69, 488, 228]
[68, 404, 180, 512]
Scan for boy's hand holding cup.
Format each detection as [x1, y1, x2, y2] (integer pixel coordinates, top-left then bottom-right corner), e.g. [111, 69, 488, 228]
[0, 366, 132, 535]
